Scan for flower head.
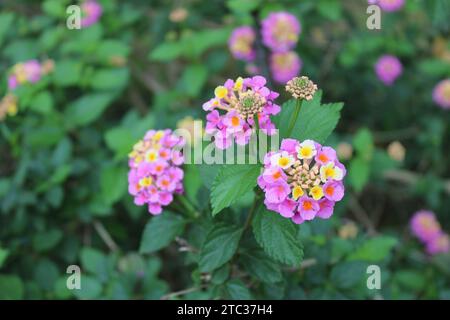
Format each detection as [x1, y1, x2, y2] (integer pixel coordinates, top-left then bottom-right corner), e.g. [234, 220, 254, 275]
[128, 129, 185, 215]
[375, 55, 403, 85]
[410, 210, 441, 243]
[426, 233, 450, 255]
[258, 139, 346, 224]
[7, 59, 53, 90]
[285, 76, 318, 100]
[376, 0, 405, 12]
[81, 0, 103, 27]
[229, 26, 256, 62]
[270, 51, 302, 84]
[432, 79, 450, 110]
[0, 94, 18, 121]
[261, 12, 301, 52]
[203, 76, 280, 149]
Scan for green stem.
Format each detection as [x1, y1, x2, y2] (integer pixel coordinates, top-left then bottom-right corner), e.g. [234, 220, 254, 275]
[177, 195, 199, 219]
[243, 192, 260, 231]
[286, 99, 303, 138]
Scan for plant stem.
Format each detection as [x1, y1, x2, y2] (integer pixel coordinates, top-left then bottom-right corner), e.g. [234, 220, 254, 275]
[243, 194, 259, 231]
[286, 99, 302, 138]
[177, 195, 199, 219]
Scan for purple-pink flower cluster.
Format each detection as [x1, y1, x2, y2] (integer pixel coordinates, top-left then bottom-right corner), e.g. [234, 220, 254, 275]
[369, 0, 405, 12]
[374, 55, 403, 85]
[261, 12, 301, 53]
[258, 138, 346, 224]
[410, 210, 450, 255]
[81, 0, 103, 27]
[270, 52, 302, 84]
[228, 12, 302, 84]
[228, 26, 256, 62]
[432, 79, 450, 110]
[203, 76, 280, 149]
[128, 130, 185, 215]
[8, 60, 53, 90]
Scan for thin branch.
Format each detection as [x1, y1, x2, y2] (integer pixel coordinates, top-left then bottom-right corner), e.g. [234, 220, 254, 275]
[384, 169, 450, 195]
[93, 220, 119, 252]
[160, 285, 207, 300]
[348, 193, 377, 236]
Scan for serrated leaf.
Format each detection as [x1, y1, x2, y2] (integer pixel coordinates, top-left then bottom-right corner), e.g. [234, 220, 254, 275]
[65, 93, 115, 127]
[240, 249, 282, 283]
[139, 212, 186, 254]
[211, 164, 261, 216]
[199, 223, 243, 272]
[275, 91, 343, 143]
[347, 236, 397, 262]
[225, 279, 253, 300]
[252, 207, 303, 267]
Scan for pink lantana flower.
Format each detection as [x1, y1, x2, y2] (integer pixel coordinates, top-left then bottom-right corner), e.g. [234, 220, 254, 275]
[229, 26, 256, 62]
[258, 138, 346, 224]
[432, 79, 450, 110]
[81, 0, 103, 27]
[374, 55, 403, 86]
[203, 76, 280, 149]
[261, 12, 301, 52]
[270, 51, 302, 84]
[410, 210, 442, 243]
[128, 129, 185, 215]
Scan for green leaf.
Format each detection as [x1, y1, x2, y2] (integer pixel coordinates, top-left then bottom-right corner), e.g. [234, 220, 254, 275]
[139, 212, 186, 254]
[178, 64, 208, 97]
[34, 259, 59, 291]
[100, 164, 127, 205]
[53, 60, 82, 87]
[394, 270, 427, 291]
[211, 164, 261, 216]
[0, 13, 14, 47]
[353, 128, 374, 161]
[348, 157, 371, 192]
[317, 0, 342, 21]
[227, 0, 261, 13]
[29, 91, 54, 115]
[252, 208, 303, 267]
[0, 275, 24, 299]
[96, 40, 130, 61]
[80, 247, 108, 276]
[275, 91, 343, 143]
[104, 127, 135, 158]
[149, 41, 183, 61]
[240, 249, 282, 283]
[0, 248, 9, 269]
[198, 164, 221, 189]
[330, 261, 366, 289]
[73, 276, 102, 299]
[65, 93, 115, 127]
[32, 229, 63, 252]
[348, 236, 398, 262]
[225, 279, 252, 300]
[90, 68, 129, 91]
[199, 223, 243, 272]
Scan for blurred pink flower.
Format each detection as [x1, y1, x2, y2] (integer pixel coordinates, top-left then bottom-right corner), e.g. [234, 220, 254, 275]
[229, 26, 256, 62]
[270, 51, 302, 84]
[81, 0, 103, 27]
[261, 12, 301, 52]
[432, 79, 450, 110]
[375, 55, 403, 85]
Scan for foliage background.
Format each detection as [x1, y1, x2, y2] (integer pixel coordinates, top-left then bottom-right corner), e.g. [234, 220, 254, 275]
[0, 0, 449, 299]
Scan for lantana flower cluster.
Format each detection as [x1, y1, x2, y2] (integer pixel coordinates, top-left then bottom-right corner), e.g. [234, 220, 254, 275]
[228, 11, 302, 84]
[258, 138, 346, 224]
[410, 210, 450, 255]
[203, 75, 280, 149]
[432, 79, 450, 110]
[8, 59, 54, 91]
[0, 94, 18, 121]
[374, 55, 403, 86]
[368, 0, 405, 12]
[81, 0, 103, 27]
[128, 130, 185, 215]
